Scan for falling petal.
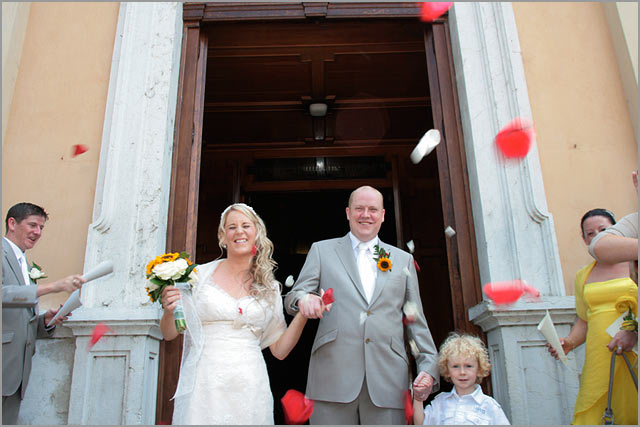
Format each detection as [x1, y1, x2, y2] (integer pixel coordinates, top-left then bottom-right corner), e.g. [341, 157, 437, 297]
[285, 275, 295, 287]
[409, 339, 420, 358]
[251, 245, 257, 256]
[321, 288, 335, 305]
[403, 389, 414, 424]
[403, 267, 411, 277]
[483, 280, 538, 305]
[444, 226, 456, 237]
[87, 323, 111, 350]
[413, 259, 421, 273]
[410, 129, 441, 164]
[72, 144, 89, 157]
[360, 311, 368, 325]
[406, 240, 415, 254]
[403, 301, 419, 323]
[495, 117, 535, 159]
[420, 2, 453, 22]
[281, 389, 314, 424]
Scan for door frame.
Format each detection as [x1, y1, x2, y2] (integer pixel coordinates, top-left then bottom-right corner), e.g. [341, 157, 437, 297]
[158, 2, 481, 422]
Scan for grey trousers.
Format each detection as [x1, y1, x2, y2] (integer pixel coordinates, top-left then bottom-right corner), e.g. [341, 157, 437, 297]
[2, 391, 21, 425]
[309, 376, 405, 425]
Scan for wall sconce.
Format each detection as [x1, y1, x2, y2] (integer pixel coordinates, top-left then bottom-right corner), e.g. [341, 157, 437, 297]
[309, 103, 328, 117]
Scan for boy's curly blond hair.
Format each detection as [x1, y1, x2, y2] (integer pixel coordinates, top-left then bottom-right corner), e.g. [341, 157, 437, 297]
[437, 332, 491, 384]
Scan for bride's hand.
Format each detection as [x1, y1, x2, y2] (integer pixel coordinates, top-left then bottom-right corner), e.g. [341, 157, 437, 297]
[161, 286, 181, 311]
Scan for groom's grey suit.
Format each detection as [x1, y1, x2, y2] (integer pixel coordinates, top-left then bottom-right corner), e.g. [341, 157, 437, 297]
[284, 234, 438, 412]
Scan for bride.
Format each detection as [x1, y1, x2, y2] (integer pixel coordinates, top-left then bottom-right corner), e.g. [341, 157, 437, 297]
[160, 203, 322, 424]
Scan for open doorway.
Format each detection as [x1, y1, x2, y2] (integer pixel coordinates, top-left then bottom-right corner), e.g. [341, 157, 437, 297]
[162, 4, 482, 422]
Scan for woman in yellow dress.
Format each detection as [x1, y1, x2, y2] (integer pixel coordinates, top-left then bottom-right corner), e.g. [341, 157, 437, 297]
[548, 208, 637, 425]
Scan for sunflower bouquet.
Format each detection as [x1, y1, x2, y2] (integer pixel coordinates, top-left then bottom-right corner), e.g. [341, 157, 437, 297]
[145, 252, 198, 333]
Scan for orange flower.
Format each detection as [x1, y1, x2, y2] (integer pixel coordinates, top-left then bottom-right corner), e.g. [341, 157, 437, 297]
[377, 257, 392, 272]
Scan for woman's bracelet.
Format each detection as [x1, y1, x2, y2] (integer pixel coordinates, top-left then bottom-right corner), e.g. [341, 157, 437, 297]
[621, 309, 638, 333]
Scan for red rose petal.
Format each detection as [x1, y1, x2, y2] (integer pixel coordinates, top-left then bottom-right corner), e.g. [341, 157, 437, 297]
[87, 323, 111, 350]
[403, 389, 414, 424]
[483, 280, 538, 305]
[322, 288, 335, 305]
[420, 2, 453, 22]
[72, 144, 89, 157]
[495, 118, 535, 158]
[413, 259, 421, 273]
[281, 389, 314, 424]
[251, 245, 257, 256]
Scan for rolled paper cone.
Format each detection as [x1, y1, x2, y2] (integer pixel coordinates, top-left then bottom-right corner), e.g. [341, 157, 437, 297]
[537, 310, 568, 365]
[82, 260, 114, 282]
[410, 129, 440, 164]
[47, 288, 82, 327]
[444, 226, 456, 237]
[406, 240, 415, 254]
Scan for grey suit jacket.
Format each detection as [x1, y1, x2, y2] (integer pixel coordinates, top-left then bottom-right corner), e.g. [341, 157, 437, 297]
[284, 234, 439, 409]
[2, 238, 52, 398]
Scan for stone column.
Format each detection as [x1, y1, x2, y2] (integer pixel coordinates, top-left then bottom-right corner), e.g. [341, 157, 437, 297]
[66, 3, 183, 424]
[449, 3, 581, 425]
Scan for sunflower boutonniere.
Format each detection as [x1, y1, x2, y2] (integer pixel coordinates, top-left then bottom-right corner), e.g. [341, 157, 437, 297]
[373, 245, 392, 272]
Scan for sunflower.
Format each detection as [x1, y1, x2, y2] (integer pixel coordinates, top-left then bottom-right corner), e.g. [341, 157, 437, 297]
[377, 257, 392, 272]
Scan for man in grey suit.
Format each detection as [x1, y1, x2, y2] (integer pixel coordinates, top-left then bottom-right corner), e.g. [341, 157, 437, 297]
[284, 186, 439, 424]
[2, 202, 85, 424]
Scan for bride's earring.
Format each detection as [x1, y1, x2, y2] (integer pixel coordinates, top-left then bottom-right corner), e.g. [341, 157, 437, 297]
[222, 243, 227, 249]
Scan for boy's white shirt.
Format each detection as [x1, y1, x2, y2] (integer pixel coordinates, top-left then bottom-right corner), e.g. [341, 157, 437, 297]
[422, 384, 511, 425]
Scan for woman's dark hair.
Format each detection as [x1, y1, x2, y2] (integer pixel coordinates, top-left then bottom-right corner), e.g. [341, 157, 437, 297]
[580, 208, 616, 235]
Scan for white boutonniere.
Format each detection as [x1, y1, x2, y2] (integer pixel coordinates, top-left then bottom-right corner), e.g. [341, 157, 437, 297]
[29, 262, 48, 283]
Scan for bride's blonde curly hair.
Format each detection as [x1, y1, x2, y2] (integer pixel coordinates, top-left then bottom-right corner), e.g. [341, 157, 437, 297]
[217, 203, 279, 303]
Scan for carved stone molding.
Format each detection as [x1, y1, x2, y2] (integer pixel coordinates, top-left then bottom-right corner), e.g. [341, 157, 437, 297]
[83, 2, 183, 309]
[449, 2, 564, 296]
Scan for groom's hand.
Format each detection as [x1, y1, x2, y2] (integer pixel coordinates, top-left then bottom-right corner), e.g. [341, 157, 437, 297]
[412, 371, 434, 402]
[298, 293, 325, 319]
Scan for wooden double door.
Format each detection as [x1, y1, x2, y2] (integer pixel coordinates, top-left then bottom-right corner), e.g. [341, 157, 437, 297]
[158, 3, 481, 423]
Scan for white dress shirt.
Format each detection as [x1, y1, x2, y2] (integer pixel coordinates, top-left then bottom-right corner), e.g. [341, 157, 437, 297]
[422, 384, 511, 425]
[4, 236, 31, 286]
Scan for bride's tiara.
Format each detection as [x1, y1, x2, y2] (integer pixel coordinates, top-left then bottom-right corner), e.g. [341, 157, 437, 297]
[220, 203, 257, 222]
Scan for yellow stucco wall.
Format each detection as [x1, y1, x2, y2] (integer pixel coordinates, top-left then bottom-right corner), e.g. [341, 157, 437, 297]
[513, 2, 638, 294]
[2, 2, 120, 308]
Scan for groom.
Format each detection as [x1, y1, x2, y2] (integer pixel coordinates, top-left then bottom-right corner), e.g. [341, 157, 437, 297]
[285, 186, 439, 424]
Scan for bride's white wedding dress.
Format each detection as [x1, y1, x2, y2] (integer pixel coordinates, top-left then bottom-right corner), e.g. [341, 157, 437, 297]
[172, 260, 286, 425]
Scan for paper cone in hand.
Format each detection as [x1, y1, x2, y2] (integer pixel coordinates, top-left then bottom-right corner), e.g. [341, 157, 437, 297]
[537, 310, 568, 365]
[82, 260, 114, 282]
[47, 288, 82, 327]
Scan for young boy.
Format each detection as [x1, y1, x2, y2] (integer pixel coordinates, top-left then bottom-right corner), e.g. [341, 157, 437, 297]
[413, 332, 510, 425]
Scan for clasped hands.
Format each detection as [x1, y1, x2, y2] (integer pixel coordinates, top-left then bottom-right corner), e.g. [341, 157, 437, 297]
[296, 291, 333, 319]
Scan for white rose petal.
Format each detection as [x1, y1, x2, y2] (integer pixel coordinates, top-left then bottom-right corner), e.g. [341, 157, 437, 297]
[406, 240, 415, 254]
[409, 339, 420, 358]
[360, 311, 368, 325]
[403, 301, 419, 322]
[147, 282, 159, 291]
[188, 270, 198, 284]
[403, 267, 411, 277]
[285, 275, 295, 287]
[444, 226, 456, 237]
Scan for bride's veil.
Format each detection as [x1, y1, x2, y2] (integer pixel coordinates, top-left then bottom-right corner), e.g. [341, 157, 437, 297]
[171, 261, 216, 400]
